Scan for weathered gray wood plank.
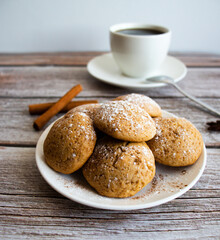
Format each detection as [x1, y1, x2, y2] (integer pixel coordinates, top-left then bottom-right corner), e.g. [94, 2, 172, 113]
[0, 52, 101, 66]
[1, 223, 219, 240]
[0, 67, 220, 98]
[1, 194, 220, 216]
[0, 147, 219, 239]
[0, 98, 219, 146]
[0, 211, 220, 230]
[0, 52, 219, 67]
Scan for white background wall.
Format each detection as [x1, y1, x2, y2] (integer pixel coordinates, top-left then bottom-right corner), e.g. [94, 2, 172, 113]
[0, 0, 219, 53]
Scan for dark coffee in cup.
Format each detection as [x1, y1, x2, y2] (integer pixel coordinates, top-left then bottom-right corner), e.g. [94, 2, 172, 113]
[116, 28, 164, 36]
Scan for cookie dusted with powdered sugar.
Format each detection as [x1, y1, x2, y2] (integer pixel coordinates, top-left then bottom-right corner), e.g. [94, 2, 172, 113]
[64, 103, 101, 120]
[113, 93, 162, 117]
[147, 117, 203, 167]
[44, 112, 97, 174]
[83, 136, 155, 198]
[93, 101, 156, 142]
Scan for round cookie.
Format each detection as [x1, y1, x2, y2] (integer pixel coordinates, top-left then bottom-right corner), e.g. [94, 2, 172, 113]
[64, 103, 101, 120]
[113, 93, 162, 117]
[93, 101, 156, 142]
[83, 136, 155, 198]
[44, 112, 97, 174]
[147, 117, 203, 167]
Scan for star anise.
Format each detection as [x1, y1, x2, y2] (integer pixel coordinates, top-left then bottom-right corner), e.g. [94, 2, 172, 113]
[207, 121, 220, 131]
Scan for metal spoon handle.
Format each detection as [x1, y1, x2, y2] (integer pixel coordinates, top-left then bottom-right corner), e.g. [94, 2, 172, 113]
[170, 82, 220, 117]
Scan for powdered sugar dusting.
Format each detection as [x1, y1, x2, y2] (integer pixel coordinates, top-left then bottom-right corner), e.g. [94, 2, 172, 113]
[122, 94, 158, 111]
[48, 112, 96, 153]
[94, 101, 156, 141]
[114, 93, 161, 117]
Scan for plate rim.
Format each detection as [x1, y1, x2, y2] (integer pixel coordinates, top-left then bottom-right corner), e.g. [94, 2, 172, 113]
[36, 110, 206, 210]
[87, 53, 187, 89]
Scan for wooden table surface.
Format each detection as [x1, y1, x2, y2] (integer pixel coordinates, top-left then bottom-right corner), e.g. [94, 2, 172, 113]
[0, 52, 220, 239]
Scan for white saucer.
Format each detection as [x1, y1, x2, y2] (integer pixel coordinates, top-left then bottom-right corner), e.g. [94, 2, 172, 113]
[87, 53, 187, 90]
[36, 110, 206, 211]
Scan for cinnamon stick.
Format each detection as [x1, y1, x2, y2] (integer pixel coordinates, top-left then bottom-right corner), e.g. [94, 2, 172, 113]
[29, 100, 98, 115]
[33, 84, 82, 130]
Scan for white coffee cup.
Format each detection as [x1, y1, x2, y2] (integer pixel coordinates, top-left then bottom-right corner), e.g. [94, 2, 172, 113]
[110, 23, 171, 78]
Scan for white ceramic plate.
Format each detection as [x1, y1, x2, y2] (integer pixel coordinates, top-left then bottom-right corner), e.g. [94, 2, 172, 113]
[87, 53, 187, 90]
[36, 110, 206, 210]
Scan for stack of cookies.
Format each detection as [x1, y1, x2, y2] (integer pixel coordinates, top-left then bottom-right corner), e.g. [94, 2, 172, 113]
[44, 93, 203, 198]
